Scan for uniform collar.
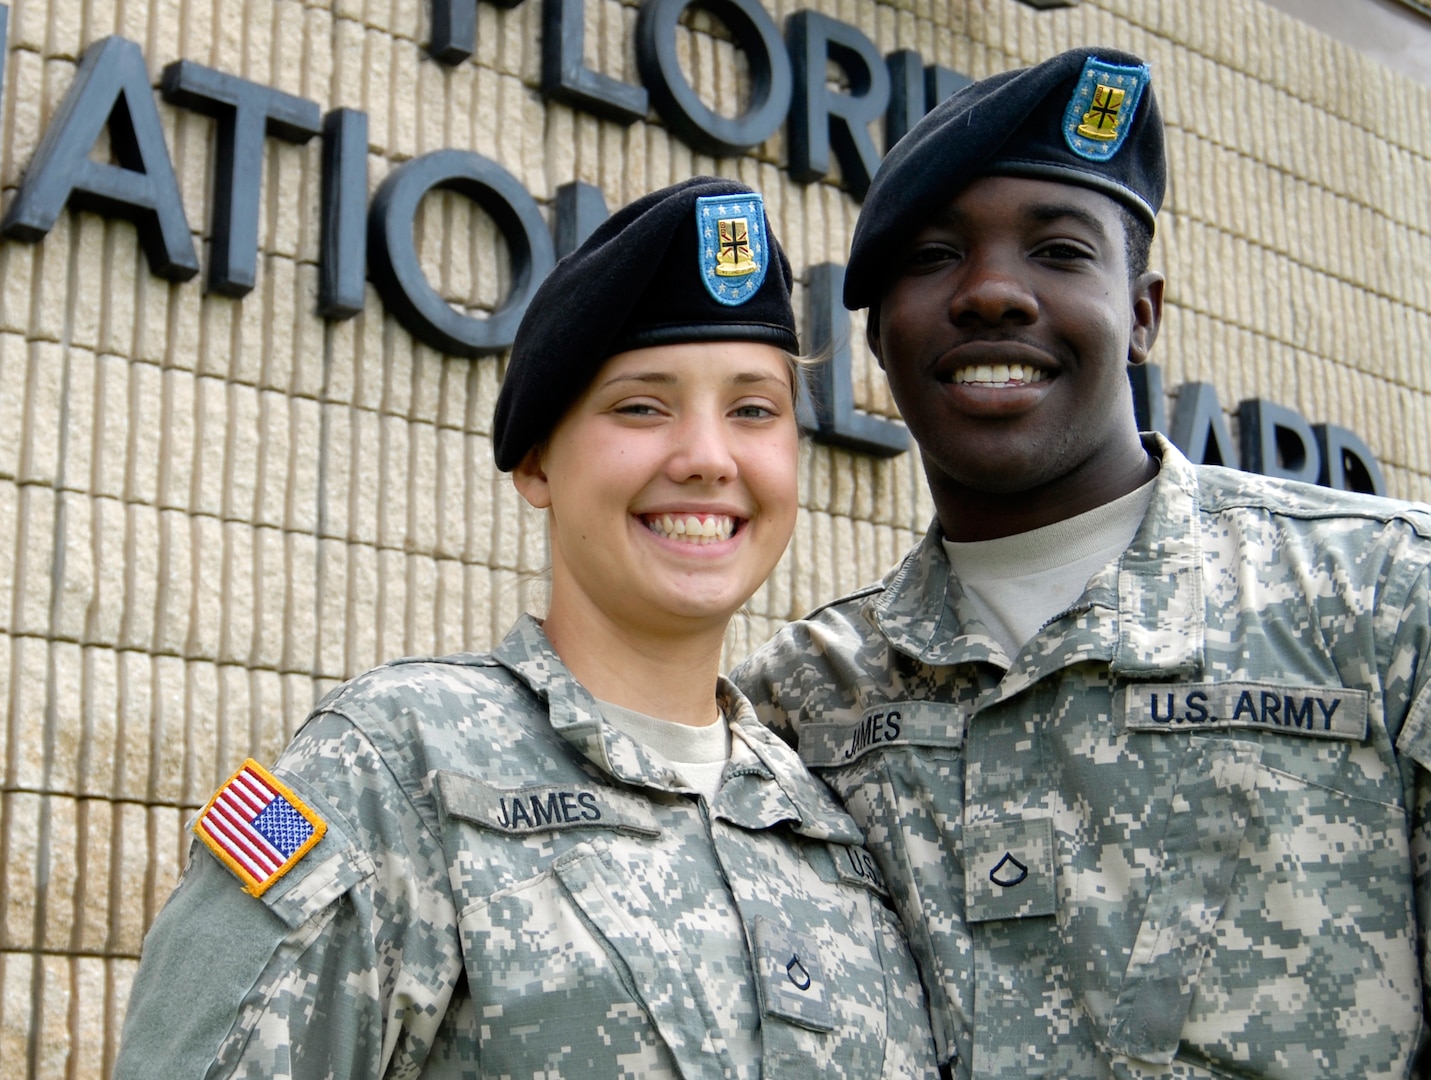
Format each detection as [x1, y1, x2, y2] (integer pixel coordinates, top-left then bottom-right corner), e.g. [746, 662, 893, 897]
[717, 683, 865, 843]
[491, 615, 685, 788]
[871, 433, 1206, 679]
[493, 615, 863, 843]
[1105, 434, 1206, 678]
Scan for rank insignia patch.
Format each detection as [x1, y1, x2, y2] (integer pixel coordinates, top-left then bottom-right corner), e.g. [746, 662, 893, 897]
[194, 758, 326, 896]
[1062, 56, 1149, 163]
[696, 192, 770, 305]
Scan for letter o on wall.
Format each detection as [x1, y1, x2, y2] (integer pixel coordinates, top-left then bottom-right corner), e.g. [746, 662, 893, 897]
[637, 0, 792, 157]
[368, 149, 556, 356]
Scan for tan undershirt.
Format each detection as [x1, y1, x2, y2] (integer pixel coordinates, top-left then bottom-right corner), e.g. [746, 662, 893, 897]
[942, 477, 1157, 659]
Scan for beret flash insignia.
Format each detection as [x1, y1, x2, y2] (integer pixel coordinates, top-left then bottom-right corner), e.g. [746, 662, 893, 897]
[697, 193, 770, 305]
[1063, 56, 1150, 163]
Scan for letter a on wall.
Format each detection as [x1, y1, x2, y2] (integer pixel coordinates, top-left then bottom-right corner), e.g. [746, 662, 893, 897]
[1, 36, 199, 280]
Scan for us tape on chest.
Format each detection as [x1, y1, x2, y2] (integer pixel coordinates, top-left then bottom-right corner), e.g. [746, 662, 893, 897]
[1123, 682, 1368, 740]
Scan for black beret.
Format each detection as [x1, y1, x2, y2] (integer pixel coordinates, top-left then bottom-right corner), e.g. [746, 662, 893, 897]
[493, 176, 798, 472]
[845, 46, 1166, 310]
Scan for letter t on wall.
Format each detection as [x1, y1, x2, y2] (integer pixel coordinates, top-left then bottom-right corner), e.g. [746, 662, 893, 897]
[161, 61, 322, 297]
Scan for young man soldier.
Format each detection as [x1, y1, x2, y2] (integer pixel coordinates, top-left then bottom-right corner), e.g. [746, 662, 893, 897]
[734, 46, 1431, 1079]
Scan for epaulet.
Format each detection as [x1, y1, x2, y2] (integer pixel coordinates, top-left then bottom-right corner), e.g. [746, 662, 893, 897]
[1195, 465, 1431, 537]
[383, 652, 504, 669]
[194, 759, 327, 896]
[801, 581, 886, 620]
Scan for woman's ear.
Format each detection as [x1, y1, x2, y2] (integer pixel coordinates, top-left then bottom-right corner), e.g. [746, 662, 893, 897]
[511, 446, 553, 509]
[865, 305, 885, 370]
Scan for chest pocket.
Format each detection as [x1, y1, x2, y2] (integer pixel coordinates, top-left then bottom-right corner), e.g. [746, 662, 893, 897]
[1098, 739, 1261, 1063]
[798, 703, 967, 1071]
[1108, 684, 1419, 1073]
[452, 841, 699, 1079]
[438, 772, 740, 1079]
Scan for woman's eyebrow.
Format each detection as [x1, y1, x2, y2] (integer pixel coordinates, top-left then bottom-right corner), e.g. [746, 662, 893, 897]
[597, 371, 677, 390]
[730, 371, 785, 386]
[598, 370, 785, 389]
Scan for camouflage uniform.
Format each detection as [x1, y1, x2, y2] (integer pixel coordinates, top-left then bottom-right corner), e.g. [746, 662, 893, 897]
[733, 436, 1431, 1079]
[115, 616, 936, 1079]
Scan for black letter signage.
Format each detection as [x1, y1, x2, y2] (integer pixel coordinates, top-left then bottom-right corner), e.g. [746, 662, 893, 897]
[430, 0, 479, 63]
[367, 149, 555, 356]
[1172, 381, 1239, 469]
[884, 49, 969, 150]
[553, 180, 608, 258]
[1, 36, 199, 280]
[430, 0, 524, 65]
[802, 262, 907, 455]
[786, 11, 889, 199]
[543, 0, 648, 124]
[161, 61, 321, 296]
[1240, 398, 1320, 485]
[637, 0, 791, 156]
[1315, 424, 1386, 497]
[319, 109, 369, 319]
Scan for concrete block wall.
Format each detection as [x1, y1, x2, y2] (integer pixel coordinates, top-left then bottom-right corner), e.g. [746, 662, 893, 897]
[2, 0, 1429, 1073]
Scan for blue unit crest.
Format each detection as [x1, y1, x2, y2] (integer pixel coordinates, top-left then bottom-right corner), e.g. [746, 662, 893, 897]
[1062, 56, 1150, 163]
[696, 193, 770, 305]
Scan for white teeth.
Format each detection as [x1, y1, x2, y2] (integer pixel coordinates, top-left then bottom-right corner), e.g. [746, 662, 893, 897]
[646, 514, 736, 544]
[954, 363, 1048, 386]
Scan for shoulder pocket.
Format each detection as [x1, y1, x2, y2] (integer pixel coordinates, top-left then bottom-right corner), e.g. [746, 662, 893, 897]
[191, 761, 373, 930]
[254, 784, 374, 930]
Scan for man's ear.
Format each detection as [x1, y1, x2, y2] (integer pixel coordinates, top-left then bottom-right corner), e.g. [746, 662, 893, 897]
[1128, 272, 1164, 365]
[865, 305, 885, 370]
[511, 446, 553, 510]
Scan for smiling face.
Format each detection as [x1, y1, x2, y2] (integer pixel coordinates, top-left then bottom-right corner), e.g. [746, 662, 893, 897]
[869, 175, 1163, 538]
[512, 340, 799, 643]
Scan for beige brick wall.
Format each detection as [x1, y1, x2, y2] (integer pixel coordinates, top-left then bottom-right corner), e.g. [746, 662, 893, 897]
[2, 0, 1429, 1073]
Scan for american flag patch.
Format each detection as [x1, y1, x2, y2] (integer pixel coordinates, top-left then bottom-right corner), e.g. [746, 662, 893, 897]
[194, 759, 327, 896]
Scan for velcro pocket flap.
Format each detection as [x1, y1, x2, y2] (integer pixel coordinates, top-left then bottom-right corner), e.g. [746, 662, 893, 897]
[753, 917, 835, 1032]
[964, 816, 1057, 923]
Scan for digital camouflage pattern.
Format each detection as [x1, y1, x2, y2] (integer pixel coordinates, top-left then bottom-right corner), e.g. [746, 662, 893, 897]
[733, 437, 1431, 1079]
[115, 615, 937, 1080]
